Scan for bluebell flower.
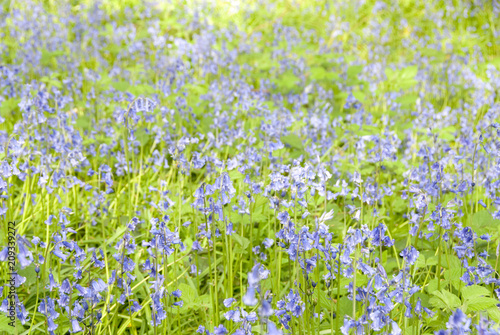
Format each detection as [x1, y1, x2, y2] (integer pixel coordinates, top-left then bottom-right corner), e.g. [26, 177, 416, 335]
[16, 303, 29, 325]
[172, 289, 182, 298]
[276, 289, 304, 328]
[214, 325, 227, 335]
[400, 246, 419, 265]
[391, 321, 402, 335]
[131, 301, 142, 312]
[224, 308, 241, 322]
[0, 299, 7, 312]
[47, 318, 58, 332]
[243, 287, 258, 306]
[91, 278, 107, 292]
[259, 299, 273, 317]
[46, 273, 58, 291]
[263, 238, 274, 248]
[223, 297, 236, 308]
[71, 319, 83, 333]
[341, 317, 363, 335]
[0, 247, 8, 261]
[266, 321, 282, 335]
[445, 309, 471, 334]
[479, 234, 490, 241]
[17, 240, 33, 268]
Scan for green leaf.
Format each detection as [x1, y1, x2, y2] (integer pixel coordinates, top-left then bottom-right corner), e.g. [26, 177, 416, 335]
[429, 296, 447, 309]
[438, 126, 457, 141]
[232, 247, 248, 254]
[281, 134, 303, 150]
[75, 115, 92, 130]
[488, 306, 500, 322]
[337, 296, 353, 318]
[471, 210, 500, 234]
[391, 196, 407, 214]
[415, 253, 426, 269]
[111, 81, 130, 92]
[232, 233, 250, 249]
[40, 49, 65, 67]
[0, 314, 24, 334]
[128, 84, 155, 96]
[228, 170, 244, 182]
[40, 76, 62, 89]
[135, 129, 149, 146]
[346, 65, 363, 81]
[313, 287, 333, 310]
[399, 65, 418, 80]
[0, 98, 20, 117]
[310, 66, 327, 80]
[178, 283, 197, 305]
[17, 264, 37, 287]
[252, 212, 268, 223]
[394, 94, 418, 109]
[461, 285, 491, 300]
[275, 70, 300, 93]
[96, 74, 112, 90]
[443, 268, 463, 290]
[192, 294, 211, 309]
[385, 65, 418, 89]
[426, 256, 438, 266]
[430, 290, 461, 310]
[466, 297, 498, 312]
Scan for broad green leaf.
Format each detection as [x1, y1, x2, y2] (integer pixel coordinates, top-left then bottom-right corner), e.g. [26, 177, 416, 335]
[471, 210, 500, 234]
[337, 296, 353, 318]
[135, 129, 150, 146]
[0, 98, 20, 117]
[17, 264, 37, 286]
[40, 49, 65, 66]
[438, 126, 457, 141]
[0, 314, 24, 334]
[488, 306, 500, 322]
[346, 65, 363, 81]
[282, 134, 303, 150]
[228, 170, 245, 181]
[313, 287, 333, 310]
[232, 233, 250, 249]
[75, 115, 92, 130]
[426, 256, 438, 266]
[310, 66, 327, 80]
[429, 296, 447, 309]
[193, 294, 211, 309]
[252, 212, 268, 223]
[430, 290, 461, 310]
[128, 84, 155, 96]
[461, 285, 491, 300]
[111, 81, 130, 91]
[275, 70, 300, 93]
[465, 297, 498, 312]
[443, 268, 463, 290]
[394, 94, 418, 109]
[415, 253, 426, 269]
[178, 283, 197, 305]
[232, 247, 248, 254]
